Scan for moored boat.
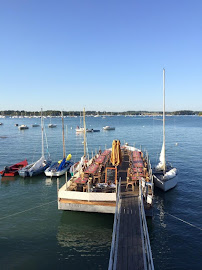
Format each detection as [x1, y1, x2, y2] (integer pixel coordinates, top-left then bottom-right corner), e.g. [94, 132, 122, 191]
[48, 124, 57, 128]
[57, 141, 154, 213]
[86, 129, 100, 132]
[0, 160, 28, 177]
[48, 116, 57, 128]
[103, 126, 115, 130]
[45, 155, 73, 177]
[45, 112, 73, 177]
[153, 69, 178, 191]
[19, 109, 51, 177]
[76, 126, 84, 133]
[19, 125, 29, 130]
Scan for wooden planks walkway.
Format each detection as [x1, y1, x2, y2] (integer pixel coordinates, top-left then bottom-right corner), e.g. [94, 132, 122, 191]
[115, 151, 145, 270]
[116, 192, 145, 270]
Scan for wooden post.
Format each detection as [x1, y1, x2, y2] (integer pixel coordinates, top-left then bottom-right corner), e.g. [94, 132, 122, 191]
[65, 171, 68, 190]
[57, 178, 59, 194]
[88, 180, 90, 193]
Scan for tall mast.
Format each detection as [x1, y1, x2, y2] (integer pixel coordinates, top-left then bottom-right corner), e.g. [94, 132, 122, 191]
[163, 69, 166, 172]
[80, 111, 82, 127]
[83, 108, 86, 157]
[41, 108, 44, 157]
[61, 111, 66, 158]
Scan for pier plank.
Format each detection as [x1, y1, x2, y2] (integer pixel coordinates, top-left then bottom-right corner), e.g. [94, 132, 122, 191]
[115, 152, 145, 269]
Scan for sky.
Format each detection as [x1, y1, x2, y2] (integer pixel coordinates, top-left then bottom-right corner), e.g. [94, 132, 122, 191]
[0, 0, 201, 112]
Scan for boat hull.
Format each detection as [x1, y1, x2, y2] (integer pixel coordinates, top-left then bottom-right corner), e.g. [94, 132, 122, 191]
[58, 199, 116, 213]
[153, 174, 178, 191]
[0, 160, 28, 177]
[103, 126, 115, 130]
[19, 160, 51, 177]
[58, 144, 154, 213]
[45, 163, 72, 177]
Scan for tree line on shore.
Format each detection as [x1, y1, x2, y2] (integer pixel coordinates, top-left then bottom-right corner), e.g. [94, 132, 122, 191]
[0, 110, 201, 117]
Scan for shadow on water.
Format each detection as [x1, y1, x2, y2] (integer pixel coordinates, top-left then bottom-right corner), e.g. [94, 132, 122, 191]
[56, 211, 114, 270]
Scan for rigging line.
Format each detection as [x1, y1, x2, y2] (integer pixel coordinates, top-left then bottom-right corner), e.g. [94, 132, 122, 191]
[0, 200, 57, 221]
[165, 212, 202, 232]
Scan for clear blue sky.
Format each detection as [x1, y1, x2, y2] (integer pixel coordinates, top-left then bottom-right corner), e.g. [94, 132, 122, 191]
[0, 0, 201, 111]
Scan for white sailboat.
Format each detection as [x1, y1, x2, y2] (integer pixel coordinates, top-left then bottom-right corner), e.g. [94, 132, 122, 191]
[75, 111, 85, 132]
[48, 116, 57, 128]
[19, 109, 51, 177]
[70, 108, 88, 175]
[153, 69, 178, 191]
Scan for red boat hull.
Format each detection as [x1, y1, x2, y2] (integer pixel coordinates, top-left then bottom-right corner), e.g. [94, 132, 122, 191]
[0, 160, 28, 177]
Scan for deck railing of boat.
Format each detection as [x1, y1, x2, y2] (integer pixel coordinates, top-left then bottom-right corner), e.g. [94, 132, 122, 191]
[139, 179, 155, 270]
[144, 149, 154, 191]
[108, 177, 121, 270]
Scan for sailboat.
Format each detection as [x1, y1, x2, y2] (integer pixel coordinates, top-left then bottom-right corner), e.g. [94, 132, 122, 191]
[19, 109, 52, 177]
[48, 116, 57, 128]
[153, 69, 178, 191]
[45, 111, 73, 177]
[70, 108, 88, 176]
[75, 111, 84, 132]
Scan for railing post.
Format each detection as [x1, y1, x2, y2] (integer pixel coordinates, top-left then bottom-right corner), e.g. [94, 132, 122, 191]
[139, 180, 155, 270]
[108, 177, 121, 270]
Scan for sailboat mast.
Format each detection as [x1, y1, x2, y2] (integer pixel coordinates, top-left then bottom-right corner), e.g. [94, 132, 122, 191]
[83, 108, 86, 157]
[41, 109, 44, 158]
[163, 69, 166, 172]
[80, 111, 82, 127]
[61, 111, 66, 158]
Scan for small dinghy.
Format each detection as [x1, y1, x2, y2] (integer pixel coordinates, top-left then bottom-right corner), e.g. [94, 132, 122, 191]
[103, 126, 115, 130]
[19, 125, 29, 130]
[0, 160, 28, 177]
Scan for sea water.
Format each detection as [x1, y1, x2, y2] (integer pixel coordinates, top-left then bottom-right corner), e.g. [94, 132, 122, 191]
[0, 115, 201, 270]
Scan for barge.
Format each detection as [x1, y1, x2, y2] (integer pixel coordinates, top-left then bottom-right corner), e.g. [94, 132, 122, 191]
[57, 141, 154, 214]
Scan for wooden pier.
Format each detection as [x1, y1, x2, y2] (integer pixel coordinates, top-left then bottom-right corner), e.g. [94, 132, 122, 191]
[108, 150, 154, 270]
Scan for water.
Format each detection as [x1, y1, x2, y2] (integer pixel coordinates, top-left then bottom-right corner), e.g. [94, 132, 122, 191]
[0, 115, 202, 269]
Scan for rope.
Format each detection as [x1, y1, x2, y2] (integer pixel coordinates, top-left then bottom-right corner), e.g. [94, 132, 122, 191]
[0, 200, 57, 221]
[164, 212, 202, 232]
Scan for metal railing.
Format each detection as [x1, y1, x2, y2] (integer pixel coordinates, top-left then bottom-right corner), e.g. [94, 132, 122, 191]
[108, 177, 121, 270]
[139, 182, 155, 270]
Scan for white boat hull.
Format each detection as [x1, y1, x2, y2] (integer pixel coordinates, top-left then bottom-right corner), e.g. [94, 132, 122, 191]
[45, 167, 69, 177]
[58, 200, 116, 213]
[103, 126, 115, 130]
[153, 174, 178, 191]
[58, 185, 116, 213]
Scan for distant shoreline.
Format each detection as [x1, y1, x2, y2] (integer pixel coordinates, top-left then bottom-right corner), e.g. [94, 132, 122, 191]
[0, 110, 201, 117]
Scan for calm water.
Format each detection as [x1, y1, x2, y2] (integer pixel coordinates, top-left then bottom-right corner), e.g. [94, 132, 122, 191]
[0, 115, 201, 270]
